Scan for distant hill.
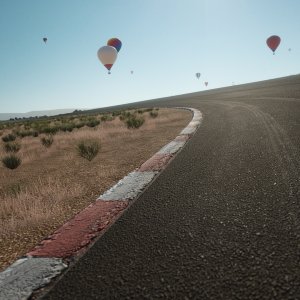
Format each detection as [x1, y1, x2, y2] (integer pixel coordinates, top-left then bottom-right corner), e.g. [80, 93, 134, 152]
[0, 109, 82, 121]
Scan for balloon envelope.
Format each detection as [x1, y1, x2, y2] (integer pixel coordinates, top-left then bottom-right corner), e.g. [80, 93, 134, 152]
[97, 46, 118, 71]
[266, 35, 281, 53]
[205, 82, 208, 86]
[43, 38, 47, 43]
[107, 38, 122, 52]
[196, 73, 201, 79]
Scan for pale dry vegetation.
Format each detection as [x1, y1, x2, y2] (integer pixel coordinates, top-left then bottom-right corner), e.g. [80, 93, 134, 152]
[0, 108, 191, 270]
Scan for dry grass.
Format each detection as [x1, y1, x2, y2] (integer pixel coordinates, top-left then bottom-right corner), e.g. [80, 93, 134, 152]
[0, 108, 191, 270]
[0, 177, 83, 234]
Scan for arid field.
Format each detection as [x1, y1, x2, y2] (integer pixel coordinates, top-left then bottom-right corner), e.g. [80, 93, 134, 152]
[0, 107, 191, 271]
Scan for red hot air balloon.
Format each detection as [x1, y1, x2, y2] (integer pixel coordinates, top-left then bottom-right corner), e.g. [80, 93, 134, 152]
[107, 38, 122, 52]
[266, 35, 281, 55]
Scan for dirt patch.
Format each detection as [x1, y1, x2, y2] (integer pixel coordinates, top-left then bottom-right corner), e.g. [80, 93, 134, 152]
[0, 108, 191, 271]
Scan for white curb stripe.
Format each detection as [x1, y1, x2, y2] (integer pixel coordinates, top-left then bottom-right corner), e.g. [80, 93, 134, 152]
[180, 126, 197, 135]
[98, 171, 157, 201]
[0, 257, 66, 300]
[157, 140, 186, 155]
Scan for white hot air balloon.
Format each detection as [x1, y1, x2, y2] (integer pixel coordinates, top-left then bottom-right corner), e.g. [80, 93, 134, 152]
[97, 45, 118, 74]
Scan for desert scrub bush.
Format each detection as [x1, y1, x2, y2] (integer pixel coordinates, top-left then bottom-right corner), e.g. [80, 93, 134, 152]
[149, 111, 158, 118]
[119, 111, 133, 121]
[17, 130, 34, 138]
[100, 115, 114, 122]
[2, 154, 21, 169]
[2, 133, 16, 142]
[77, 139, 100, 161]
[4, 142, 21, 153]
[32, 131, 39, 137]
[41, 126, 59, 135]
[75, 122, 85, 129]
[126, 115, 145, 129]
[59, 123, 75, 132]
[41, 135, 54, 148]
[112, 111, 121, 116]
[100, 115, 109, 121]
[86, 120, 100, 128]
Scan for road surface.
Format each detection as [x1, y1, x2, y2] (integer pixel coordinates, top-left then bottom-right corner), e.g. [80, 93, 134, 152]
[42, 75, 300, 299]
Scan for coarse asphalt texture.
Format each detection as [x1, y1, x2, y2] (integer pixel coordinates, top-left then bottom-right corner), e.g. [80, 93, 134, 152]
[42, 75, 300, 300]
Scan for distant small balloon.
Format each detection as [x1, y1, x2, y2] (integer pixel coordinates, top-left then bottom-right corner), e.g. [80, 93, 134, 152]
[43, 37, 47, 43]
[205, 82, 208, 87]
[131, 70, 134, 74]
[195, 72, 201, 79]
[288, 48, 291, 52]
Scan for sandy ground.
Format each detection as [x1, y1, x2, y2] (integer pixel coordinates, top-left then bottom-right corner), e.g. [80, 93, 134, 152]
[0, 108, 191, 271]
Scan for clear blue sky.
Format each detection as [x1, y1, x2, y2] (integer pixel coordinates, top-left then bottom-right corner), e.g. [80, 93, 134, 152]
[0, 0, 299, 113]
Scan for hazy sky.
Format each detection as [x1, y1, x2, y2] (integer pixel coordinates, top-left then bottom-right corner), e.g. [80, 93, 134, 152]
[0, 0, 299, 113]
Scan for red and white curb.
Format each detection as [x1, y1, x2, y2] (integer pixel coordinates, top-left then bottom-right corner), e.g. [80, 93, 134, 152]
[0, 107, 202, 300]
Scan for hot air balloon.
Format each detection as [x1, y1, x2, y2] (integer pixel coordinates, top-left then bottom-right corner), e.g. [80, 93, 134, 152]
[97, 46, 118, 74]
[196, 73, 201, 79]
[131, 70, 134, 74]
[107, 38, 122, 52]
[205, 82, 208, 87]
[266, 35, 281, 55]
[43, 37, 47, 43]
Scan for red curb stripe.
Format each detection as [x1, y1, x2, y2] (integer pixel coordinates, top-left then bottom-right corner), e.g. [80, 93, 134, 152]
[27, 201, 128, 258]
[138, 153, 173, 172]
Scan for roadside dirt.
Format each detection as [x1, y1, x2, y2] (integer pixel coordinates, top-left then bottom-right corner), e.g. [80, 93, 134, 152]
[0, 108, 191, 271]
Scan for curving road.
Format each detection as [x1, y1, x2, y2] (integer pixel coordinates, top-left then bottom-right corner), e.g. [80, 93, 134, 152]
[42, 75, 300, 299]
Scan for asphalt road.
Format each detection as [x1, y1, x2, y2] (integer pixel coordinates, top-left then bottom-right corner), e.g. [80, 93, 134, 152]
[42, 75, 300, 299]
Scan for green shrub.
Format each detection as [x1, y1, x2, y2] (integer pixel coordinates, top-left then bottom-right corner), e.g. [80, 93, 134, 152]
[77, 139, 100, 161]
[41, 126, 59, 135]
[119, 111, 133, 121]
[126, 116, 145, 129]
[75, 122, 85, 129]
[101, 115, 114, 122]
[2, 133, 16, 142]
[2, 154, 21, 169]
[112, 111, 121, 116]
[4, 142, 21, 153]
[59, 123, 75, 132]
[86, 120, 100, 128]
[17, 130, 33, 138]
[149, 111, 158, 118]
[32, 131, 39, 137]
[100, 115, 108, 121]
[41, 135, 54, 148]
